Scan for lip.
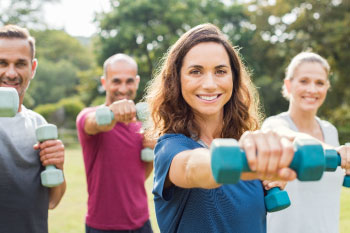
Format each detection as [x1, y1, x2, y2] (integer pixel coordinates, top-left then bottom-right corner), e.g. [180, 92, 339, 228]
[196, 94, 222, 102]
[0, 81, 20, 88]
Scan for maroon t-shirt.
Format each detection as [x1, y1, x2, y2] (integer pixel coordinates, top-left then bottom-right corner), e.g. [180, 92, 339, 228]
[76, 107, 149, 230]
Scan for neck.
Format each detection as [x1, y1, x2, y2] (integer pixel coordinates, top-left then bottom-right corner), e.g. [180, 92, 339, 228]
[288, 104, 323, 140]
[195, 113, 223, 147]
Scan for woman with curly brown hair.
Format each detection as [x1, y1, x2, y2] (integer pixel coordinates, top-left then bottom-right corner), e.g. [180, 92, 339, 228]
[145, 23, 297, 233]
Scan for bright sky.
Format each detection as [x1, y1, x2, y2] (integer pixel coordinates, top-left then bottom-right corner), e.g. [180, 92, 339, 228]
[43, 0, 111, 37]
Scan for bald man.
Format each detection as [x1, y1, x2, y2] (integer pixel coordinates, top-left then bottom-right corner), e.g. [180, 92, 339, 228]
[76, 54, 154, 233]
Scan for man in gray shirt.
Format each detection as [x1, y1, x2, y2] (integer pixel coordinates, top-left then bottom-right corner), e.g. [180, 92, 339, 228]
[0, 25, 66, 233]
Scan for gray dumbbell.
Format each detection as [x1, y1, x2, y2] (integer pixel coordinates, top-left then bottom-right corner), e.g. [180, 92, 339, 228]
[95, 103, 154, 162]
[36, 124, 64, 187]
[0, 87, 19, 117]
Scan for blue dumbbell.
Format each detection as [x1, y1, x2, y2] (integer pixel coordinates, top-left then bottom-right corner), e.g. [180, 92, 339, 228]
[0, 87, 19, 117]
[324, 143, 350, 187]
[36, 124, 64, 187]
[95, 103, 154, 161]
[211, 138, 325, 212]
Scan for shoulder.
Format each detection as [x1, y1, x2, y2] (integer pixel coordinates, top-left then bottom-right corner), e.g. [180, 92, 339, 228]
[262, 112, 290, 130]
[317, 117, 338, 133]
[21, 106, 47, 125]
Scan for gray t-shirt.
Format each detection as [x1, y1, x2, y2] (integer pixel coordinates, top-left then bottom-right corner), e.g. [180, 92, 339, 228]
[0, 105, 49, 233]
[262, 112, 344, 233]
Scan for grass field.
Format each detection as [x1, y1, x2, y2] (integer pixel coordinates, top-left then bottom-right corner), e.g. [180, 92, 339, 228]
[49, 147, 350, 233]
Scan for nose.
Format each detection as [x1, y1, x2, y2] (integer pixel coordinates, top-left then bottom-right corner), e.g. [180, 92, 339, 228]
[118, 82, 128, 94]
[5, 64, 18, 79]
[307, 82, 317, 93]
[202, 72, 217, 90]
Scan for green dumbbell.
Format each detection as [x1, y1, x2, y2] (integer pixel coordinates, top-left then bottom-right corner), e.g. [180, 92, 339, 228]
[95, 103, 154, 161]
[0, 87, 19, 117]
[136, 102, 154, 162]
[324, 142, 350, 187]
[36, 124, 64, 187]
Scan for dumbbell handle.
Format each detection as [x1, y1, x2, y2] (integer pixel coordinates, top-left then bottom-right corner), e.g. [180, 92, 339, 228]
[325, 143, 350, 187]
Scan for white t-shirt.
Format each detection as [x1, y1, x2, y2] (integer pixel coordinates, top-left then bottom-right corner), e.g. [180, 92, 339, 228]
[262, 112, 344, 233]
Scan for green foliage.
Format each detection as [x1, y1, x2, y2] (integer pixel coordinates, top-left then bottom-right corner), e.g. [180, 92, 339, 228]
[34, 97, 85, 128]
[95, 0, 251, 99]
[28, 59, 79, 105]
[26, 29, 95, 107]
[0, 0, 57, 27]
[247, 0, 350, 116]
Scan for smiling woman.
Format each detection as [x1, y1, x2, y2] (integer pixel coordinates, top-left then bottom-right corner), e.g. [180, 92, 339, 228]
[262, 51, 350, 233]
[144, 23, 300, 233]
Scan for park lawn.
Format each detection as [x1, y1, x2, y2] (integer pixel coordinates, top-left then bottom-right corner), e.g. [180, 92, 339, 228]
[49, 147, 350, 233]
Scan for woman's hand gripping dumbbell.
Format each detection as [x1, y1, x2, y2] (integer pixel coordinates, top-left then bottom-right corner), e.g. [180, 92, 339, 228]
[34, 124, 65, 187]
[95, 100, 154, 161]
[210, 137, 326, 212]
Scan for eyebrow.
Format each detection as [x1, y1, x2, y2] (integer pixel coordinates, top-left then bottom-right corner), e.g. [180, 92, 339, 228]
[187, 64, 229, 69]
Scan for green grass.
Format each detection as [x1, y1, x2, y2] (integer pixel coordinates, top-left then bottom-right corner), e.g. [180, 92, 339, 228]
[49, 147, 350, 233]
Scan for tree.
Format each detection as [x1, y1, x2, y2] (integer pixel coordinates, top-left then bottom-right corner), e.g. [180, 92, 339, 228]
[0, 0, 57, 28]
[95, 0, 252, 100]
[247, 0, 350, 116]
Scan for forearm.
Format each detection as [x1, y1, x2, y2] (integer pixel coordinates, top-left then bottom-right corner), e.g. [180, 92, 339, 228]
[84, 112, 115, 135]
[169, 148, 220, 189]
[48, 180, 66, 209]
[145, 161, 153, 179]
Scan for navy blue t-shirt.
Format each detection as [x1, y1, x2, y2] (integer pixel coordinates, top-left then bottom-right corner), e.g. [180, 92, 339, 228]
[153, 134, 266, 233]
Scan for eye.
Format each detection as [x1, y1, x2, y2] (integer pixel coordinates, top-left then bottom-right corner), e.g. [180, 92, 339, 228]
[299, 79, 308, 84]
[216, 69, 227, 75]
[0, 60, 7, 66]
[16, 62, 27, 67]
[126, 79, 135, 84]
[189, 69, 201, 75]
[316, 81, 325, 86]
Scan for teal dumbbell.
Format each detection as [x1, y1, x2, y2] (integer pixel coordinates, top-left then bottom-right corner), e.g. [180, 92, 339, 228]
[0, 87, 19, 117]
[211, 138, 325, 212]
[36, 124, 64, 187]
[264, 187, 291, 212]
[324, 142, 350, 187]
[95, 103, 154, 162]
[211, 138, 325, 184]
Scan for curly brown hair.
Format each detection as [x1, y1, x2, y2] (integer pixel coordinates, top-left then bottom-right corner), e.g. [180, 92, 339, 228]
[145, 23, 262, 140]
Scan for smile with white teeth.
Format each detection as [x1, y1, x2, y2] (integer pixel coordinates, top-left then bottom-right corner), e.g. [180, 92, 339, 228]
[198, 95, 219, 101]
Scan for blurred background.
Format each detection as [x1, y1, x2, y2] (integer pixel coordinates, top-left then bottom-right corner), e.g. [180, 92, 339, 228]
[1, 0, 349, 232]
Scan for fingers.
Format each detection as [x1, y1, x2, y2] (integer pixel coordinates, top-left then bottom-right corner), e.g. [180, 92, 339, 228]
[37, 140, 65, 170]
[110, 99, 136, 123]
[262, 180, 288, 190]
[339, 143, 350, 170]
[239, 130, 296, 181]
[239, 131, 257, 171]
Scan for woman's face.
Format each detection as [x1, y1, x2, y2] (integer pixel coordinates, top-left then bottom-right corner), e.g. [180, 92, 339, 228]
[180, 42, 233, 120]
[286, 62, 329, 112]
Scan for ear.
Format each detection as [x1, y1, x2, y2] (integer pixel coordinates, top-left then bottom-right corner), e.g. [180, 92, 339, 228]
[135, 75, 140, 89]
[30, 59, 38, 80]
[284, 79, 291, 94]
[100, 76, 106, 90]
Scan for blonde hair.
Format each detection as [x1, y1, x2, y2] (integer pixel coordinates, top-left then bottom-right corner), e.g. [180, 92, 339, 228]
[282, 52, 330, 100]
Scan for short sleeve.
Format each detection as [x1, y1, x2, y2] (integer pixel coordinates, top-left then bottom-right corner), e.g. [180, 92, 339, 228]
[153, 134, 202, 201]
